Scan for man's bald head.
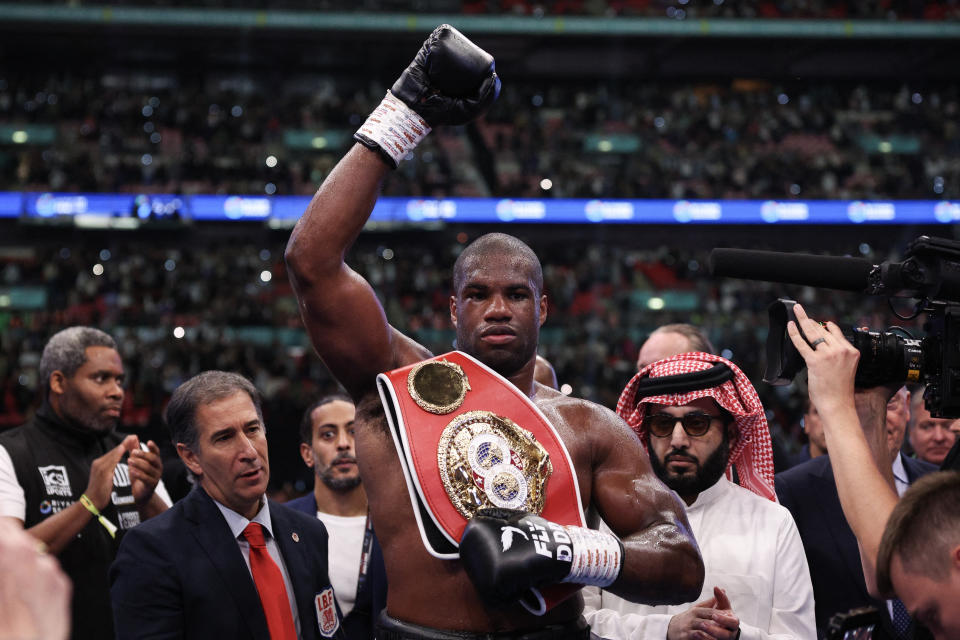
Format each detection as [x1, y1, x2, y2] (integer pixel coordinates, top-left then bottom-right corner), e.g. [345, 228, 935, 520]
[452, 233, 543, 296]
[637, 324, 715, 370]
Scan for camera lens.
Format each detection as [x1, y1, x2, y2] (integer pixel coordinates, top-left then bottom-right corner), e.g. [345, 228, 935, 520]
[846, 329, 923, 388]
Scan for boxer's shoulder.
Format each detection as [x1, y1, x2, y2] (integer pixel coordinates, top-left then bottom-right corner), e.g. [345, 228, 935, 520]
[390, 326, 433, 365]
[535, 391, 622, 437]
[353, 327, 432, 419]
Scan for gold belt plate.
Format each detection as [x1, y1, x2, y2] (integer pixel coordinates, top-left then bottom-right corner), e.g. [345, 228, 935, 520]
[437, 410, 552, 518]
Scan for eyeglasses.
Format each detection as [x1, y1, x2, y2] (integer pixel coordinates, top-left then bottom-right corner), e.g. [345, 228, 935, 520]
[644, 413, 723, 438]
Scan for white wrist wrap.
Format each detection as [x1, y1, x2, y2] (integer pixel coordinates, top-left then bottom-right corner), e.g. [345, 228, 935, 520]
[356, 91, 431, 167]
[561, 525, 623, 587]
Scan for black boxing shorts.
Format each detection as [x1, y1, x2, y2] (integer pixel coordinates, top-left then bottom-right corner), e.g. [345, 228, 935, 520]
[375, 611, 595, 640]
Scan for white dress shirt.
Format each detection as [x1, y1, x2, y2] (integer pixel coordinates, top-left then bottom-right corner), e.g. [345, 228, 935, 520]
[886, 453, 910, 621]
[213, 497, 302, 639]
[891, 453, 910, 498]
[584, 477, 816, 640]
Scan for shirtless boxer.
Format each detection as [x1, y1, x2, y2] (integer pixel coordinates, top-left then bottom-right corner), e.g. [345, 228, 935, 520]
[285, 25, 703, 638]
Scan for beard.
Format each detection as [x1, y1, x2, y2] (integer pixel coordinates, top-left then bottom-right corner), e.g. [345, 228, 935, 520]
[318, 455, 362, 492]
[59, 394, 118, 433]
[648, 432, 730, 498]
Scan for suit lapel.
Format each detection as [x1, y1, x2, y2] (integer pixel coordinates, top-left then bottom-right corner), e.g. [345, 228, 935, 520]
[271, 502, 319, 639]
[811, 460, 869, 594]
[183, 488, 270, 639]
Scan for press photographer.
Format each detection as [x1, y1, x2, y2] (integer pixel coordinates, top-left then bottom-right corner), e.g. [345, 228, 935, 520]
[711, 237, 960, 639]
[785, 304, 960, 640]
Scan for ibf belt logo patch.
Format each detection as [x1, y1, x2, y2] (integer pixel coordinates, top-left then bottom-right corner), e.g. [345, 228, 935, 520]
[437, 411, 552, 519]
[37, 465, 72, 497]
[314, 587, 339, 638]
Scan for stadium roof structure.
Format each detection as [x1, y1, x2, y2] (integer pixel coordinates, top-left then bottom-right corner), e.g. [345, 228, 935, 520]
[2, 3, 960, 40]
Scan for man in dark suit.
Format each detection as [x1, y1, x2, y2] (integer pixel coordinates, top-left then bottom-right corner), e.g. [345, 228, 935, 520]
[110, 371, 345, 640]
[788, 394, 829, 468]
[777, 386, 937, 639]
[287, 394, 386, 640]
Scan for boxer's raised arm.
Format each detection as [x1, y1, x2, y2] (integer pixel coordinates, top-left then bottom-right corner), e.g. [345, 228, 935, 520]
[285, 146, 396, 397]
[590, 408, 705, 605]
[285, 25, 499, 397]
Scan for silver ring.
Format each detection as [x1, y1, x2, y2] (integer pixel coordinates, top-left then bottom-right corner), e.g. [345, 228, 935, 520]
[810, 337, 827, 348]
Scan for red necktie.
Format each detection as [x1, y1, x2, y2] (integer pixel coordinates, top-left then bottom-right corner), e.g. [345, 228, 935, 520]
[242, 522, 298, 640]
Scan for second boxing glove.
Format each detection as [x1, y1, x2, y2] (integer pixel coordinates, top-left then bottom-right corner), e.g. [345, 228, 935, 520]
[459, 508, 623, 606]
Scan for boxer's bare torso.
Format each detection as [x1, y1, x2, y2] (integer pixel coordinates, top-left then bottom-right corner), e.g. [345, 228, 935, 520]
[354, 346, 687, 629]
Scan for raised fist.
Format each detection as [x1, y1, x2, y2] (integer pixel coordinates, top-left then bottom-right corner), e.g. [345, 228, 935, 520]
[354, 25, 500, 167]
[391, 24, 500, 127]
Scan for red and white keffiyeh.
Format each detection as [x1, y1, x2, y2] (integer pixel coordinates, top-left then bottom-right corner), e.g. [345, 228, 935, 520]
[616, 352, 776, 502]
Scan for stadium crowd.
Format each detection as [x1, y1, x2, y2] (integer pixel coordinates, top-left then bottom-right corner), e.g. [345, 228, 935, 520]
[1, 74, 958, 201]
[0, 231, 922, 490]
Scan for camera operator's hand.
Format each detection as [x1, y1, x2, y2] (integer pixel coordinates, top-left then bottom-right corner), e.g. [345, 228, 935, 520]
[787, 304, 902, 465]
[786, 303, 899, 599]
[786, 304, 860, 417]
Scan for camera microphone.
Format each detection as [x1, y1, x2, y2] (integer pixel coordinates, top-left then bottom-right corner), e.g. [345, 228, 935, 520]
[709, 248, 876, 292]
[711, 236, 960, 416]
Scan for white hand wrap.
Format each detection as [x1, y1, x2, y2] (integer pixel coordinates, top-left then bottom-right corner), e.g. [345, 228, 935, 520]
[561, 525, 623, 587]
[355, 91, 431, 167]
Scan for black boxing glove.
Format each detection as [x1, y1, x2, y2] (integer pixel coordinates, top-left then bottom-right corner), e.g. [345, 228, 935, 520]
[354, 24, 500, 168]
[390, 24, 500, 127]
[459, 508, 623, 606]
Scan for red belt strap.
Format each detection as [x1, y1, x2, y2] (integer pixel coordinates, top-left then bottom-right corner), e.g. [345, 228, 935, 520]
[377, 351, 586, 614]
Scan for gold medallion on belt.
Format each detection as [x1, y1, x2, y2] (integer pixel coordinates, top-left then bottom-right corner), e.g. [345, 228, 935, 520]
[407, 359, 471, 415]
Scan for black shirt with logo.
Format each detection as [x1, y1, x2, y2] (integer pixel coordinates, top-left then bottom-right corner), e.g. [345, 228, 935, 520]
[0, 404, 140, 640]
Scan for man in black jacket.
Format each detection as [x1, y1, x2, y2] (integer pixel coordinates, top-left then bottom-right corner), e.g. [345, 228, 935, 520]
[0, 326, 169, 639]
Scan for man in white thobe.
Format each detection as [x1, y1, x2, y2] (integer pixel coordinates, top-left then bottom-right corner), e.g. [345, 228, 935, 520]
[585, 353, 815, 640]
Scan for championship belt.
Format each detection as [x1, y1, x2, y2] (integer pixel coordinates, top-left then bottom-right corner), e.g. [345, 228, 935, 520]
[377, 350, 586, 615]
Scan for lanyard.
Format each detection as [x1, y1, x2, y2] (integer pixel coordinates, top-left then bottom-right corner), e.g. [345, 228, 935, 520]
[354, 511, 375, 602]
